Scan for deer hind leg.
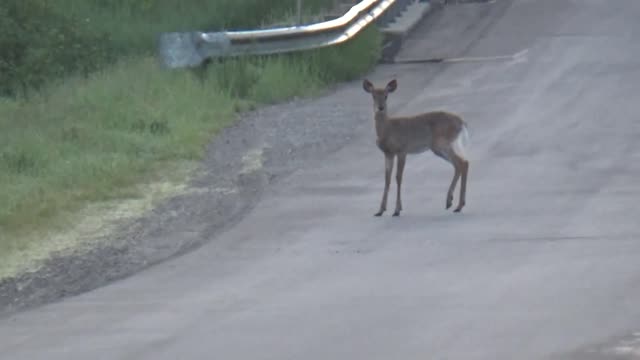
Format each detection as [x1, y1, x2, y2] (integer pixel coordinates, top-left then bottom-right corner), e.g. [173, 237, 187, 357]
[431, 147, 458, 210]
[393, 153, 407, 216]
[454, 157, 469, 213]
[448, 154, 468, 212]
[446, 159, 461, 210]
[375, 153, 395, 216]
[451, 129, 469, 213]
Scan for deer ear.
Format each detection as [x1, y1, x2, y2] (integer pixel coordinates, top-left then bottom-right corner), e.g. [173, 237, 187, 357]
[386, 79, 397, 93]
[362, 79, 374, 93]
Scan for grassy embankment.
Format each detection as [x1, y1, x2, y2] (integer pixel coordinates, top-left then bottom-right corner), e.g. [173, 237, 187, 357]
[0, 0, 382, 275]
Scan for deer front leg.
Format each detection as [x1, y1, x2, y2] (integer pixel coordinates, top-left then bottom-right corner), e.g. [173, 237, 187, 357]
[375, 153, 394, 216]
[393, 153, 406, 216]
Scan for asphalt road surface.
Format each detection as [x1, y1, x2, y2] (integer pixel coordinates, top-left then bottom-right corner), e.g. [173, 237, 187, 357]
[2, 0, 640, 359]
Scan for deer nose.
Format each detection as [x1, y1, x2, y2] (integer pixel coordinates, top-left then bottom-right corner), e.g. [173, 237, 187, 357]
[378, 106, 385, 111]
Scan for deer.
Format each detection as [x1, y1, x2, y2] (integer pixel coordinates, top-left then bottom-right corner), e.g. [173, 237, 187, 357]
[362, 78, 469, 217]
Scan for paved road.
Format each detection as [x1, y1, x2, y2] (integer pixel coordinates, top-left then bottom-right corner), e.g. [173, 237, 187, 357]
[2, 0, 640, 359]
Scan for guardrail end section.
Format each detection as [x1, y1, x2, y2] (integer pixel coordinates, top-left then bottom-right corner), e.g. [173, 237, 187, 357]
[158, 32, 231, 69]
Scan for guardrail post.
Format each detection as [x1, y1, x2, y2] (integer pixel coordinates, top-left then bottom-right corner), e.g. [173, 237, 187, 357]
[297, 0, 303, 25]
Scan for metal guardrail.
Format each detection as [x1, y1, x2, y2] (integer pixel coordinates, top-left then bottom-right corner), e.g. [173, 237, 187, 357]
[158, 0, 415, 69]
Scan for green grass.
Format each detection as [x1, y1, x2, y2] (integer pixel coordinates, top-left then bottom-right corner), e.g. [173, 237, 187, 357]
[1, 0, 337, 97]
[0, 57, 236, 235]
[0, 25, 382, 267]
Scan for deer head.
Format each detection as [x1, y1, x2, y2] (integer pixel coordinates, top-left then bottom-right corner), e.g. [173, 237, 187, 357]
[362, 79, 397, 113]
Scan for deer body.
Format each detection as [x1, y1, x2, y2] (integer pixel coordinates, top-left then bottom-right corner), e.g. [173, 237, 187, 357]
[363, 79, 469, 216]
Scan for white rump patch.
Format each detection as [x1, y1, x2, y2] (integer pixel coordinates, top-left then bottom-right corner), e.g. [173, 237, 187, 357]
[452, 125, 469, 160]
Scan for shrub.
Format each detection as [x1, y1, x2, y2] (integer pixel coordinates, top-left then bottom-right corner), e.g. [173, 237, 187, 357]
[0, 0, 114, 97]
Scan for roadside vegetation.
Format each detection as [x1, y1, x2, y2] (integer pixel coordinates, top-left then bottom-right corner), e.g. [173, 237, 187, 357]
[0, 1, 382, 270]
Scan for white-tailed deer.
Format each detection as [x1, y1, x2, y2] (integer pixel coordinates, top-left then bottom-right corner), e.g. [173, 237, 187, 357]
[362, 78, 469, 216]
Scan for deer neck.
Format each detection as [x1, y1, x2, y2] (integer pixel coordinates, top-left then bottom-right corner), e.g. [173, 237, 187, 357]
[374, 110, 389, 138]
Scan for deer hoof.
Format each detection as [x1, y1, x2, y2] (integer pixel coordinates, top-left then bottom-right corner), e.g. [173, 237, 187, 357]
[392, 211, 401, 217]
[374, 211, 384, 217]
[446, 197, 453, 209]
